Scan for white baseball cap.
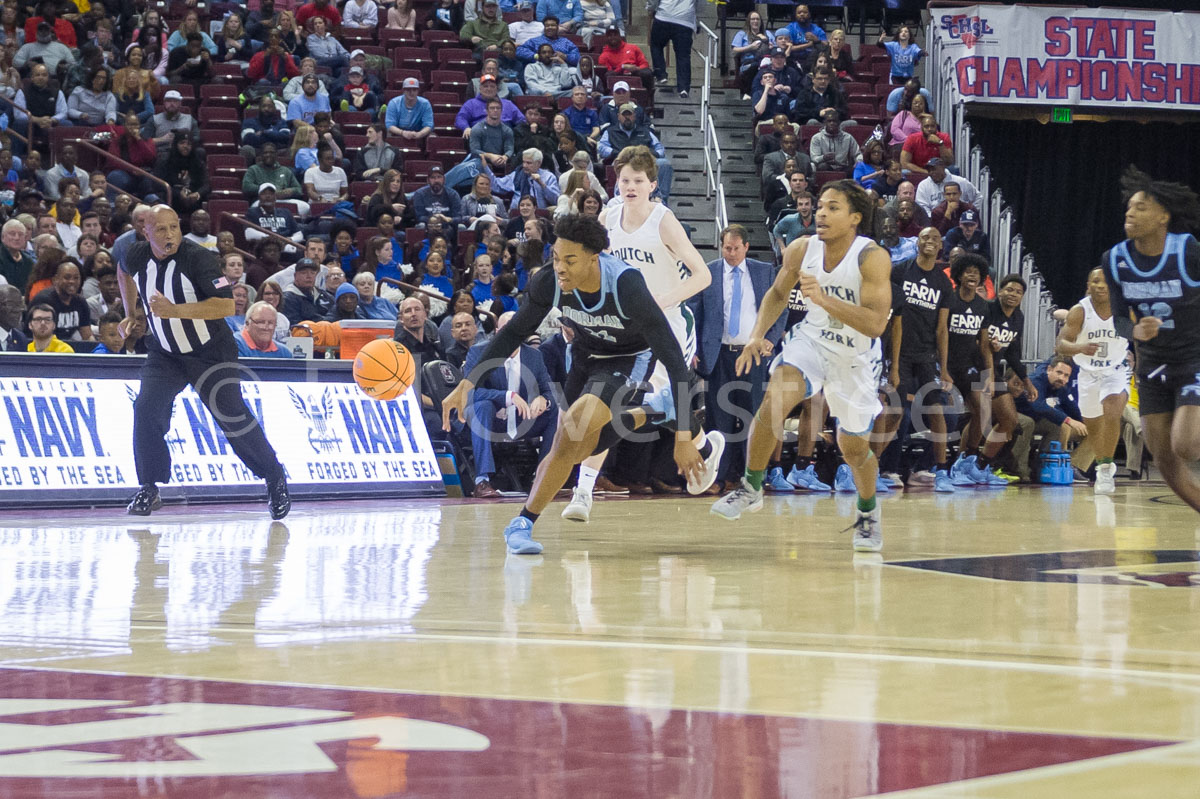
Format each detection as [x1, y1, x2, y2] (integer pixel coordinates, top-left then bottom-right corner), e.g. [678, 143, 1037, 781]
[164, 90, 182, 100]
[613, 81, 630, 93]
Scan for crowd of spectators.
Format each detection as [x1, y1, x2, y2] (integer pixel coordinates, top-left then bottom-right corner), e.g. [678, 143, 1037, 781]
[0, 0, 700, 495]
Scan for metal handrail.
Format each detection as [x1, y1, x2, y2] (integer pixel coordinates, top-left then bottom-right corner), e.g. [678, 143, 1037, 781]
[0, 95, 37, 151]
[75, 139, 172, 207]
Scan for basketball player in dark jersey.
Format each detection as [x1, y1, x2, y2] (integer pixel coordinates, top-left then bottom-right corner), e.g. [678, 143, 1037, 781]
[441, 215, 716, 555]
[1102, 166, 1200, 512]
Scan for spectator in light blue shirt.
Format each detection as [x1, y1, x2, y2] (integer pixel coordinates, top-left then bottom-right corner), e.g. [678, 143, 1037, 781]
[886, 79, 934, 114]
[287, 75, 332, 127]
[879, 215, 917, 264]
[535, 0, 583, 32]
[352, 272, 400, 321]
[385, 78, 435, 140]
[878, 25, 925, 82]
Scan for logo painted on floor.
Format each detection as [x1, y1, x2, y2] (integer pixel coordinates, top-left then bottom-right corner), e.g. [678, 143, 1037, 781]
[889, 549, 1200, 587]
[0, 669, 1177, 798]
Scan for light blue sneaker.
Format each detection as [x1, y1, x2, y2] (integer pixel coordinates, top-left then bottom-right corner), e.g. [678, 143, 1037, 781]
[950, 454, 980, 486]
[787, 464, 832, 492]
[834, 464, 856, 492]
[502, 516, 544, 555]
[976, 464, 1009, 488]
[765, 466, 795, 492]
[933, 468, 956, 493]
[874, 475, 893, 493]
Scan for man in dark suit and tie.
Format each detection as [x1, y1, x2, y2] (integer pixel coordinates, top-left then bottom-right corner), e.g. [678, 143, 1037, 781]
[0, 285, 31, 352]
[688, 225, 786, 492]
[462, 311, 559, 498]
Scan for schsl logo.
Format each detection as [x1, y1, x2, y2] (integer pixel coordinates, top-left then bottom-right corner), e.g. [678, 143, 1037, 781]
[939, 14, 995, 48]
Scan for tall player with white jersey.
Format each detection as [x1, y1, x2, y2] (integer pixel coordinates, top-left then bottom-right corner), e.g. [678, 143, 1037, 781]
[1055, 267, 1130, 494]
[710, 180, 893, 552]
[561, 145, 725, 523]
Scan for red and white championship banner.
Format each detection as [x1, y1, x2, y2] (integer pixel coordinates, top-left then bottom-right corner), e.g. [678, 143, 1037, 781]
[934, 5, 1200, 110]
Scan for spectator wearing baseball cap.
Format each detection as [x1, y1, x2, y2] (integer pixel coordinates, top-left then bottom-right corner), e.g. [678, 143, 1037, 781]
[336, 65, 380, 115]
[282, 257, 335, 324]
[597, 27, 652, 88]
[751, 44, 801, 98]
[385, 77, 434, 140]
[942, 207, 990, 259]
[455, 74, 527, 134]
[598, 80, 646, 133]
[460, 0, 510, 57]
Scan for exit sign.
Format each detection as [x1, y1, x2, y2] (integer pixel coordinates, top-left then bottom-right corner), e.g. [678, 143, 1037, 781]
[1051, 107, 1073, 123]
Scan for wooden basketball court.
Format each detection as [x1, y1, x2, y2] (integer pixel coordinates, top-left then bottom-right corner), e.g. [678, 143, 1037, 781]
[1, 485, 1198, 797]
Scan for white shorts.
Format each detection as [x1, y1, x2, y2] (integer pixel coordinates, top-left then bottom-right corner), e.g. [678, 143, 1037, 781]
[1077, 367, 1129, 418]
[648, 304, 697, 392]
[771, 328, 882, 435]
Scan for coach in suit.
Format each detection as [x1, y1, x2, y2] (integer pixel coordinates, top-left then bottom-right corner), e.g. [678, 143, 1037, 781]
[463, 311, 558, 498]
[689, 224, 786, 489]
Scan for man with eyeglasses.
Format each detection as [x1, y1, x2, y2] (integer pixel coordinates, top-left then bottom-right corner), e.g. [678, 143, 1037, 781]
[25, 303, 74, 353]
[236, 302, 292, 358]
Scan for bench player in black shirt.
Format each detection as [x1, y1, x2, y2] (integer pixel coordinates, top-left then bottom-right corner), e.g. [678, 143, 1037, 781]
[944, 254, 990, 483]
[970, 273, 1036, 486]
[1102, 167, 1200, 512]
[117, 206, 290, 519]
[889, 227, 954, 489]
[441, 215, 714, 555]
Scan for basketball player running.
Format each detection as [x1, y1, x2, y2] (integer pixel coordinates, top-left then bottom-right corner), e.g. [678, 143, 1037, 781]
[710, 181, 893, 552]
[1055, 267, 1129, 494]
[441, 215, 718, 555]
[1101, 167, 1200, 511]
[117, 206, 291, 518]
[561, 145, 722, 523]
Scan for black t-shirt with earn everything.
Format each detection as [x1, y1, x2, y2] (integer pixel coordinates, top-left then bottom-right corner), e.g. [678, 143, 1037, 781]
[983, 299, 1026, 380]
[945, 289, 987, 368]
[892, 258, 953, 360]
[31, 287, 91, 341]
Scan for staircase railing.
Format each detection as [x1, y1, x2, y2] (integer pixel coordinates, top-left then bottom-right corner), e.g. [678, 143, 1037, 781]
[695, 23, 728, 248]
[925, 0, 1058, 363]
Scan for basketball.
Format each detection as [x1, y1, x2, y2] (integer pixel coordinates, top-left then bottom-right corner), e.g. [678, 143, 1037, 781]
[353, 339, 416, 401]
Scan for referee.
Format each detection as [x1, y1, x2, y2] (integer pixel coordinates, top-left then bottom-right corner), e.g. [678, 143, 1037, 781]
[117, 205, 291, 519]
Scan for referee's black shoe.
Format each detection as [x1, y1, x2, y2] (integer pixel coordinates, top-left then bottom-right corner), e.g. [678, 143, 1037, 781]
[267, 476, 291, 520]
[127, 484, 162, 516]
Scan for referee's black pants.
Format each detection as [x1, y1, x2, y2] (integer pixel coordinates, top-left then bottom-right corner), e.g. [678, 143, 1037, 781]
[133, 347, 284, 486]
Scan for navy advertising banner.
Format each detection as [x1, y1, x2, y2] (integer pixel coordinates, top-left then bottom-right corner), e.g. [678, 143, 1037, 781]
[936, 5, 1200, 110]
[0, 357, 444, 506]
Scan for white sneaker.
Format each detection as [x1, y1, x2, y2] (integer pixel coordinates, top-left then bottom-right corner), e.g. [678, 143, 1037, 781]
[849, 506, 883, 552]
[909, 470, 936, 485]
[1095, 462, 1117, 495]
[687, 430, 726, 495]
[710, 479, 764, 521]
[561, 487, 593, 523]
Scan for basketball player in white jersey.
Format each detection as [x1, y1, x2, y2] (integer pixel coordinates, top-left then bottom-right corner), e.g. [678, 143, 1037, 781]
[561, 145, 724, 522]
[1055, 267, 1129, 494]
[710, 180, 893, 552]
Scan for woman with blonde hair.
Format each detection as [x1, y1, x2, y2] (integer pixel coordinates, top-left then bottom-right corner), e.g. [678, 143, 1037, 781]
[290, 123, 319, 175]
[277, 10, 303, 56]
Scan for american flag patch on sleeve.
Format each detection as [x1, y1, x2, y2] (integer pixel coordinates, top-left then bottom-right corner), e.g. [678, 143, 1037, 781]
[212, 276, 231, 289]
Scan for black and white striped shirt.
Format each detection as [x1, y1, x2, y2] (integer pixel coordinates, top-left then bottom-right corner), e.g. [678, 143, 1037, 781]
[120, 239, 235, 355]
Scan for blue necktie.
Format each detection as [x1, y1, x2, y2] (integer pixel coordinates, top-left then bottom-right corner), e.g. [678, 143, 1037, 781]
[728, 266, 744, 339]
